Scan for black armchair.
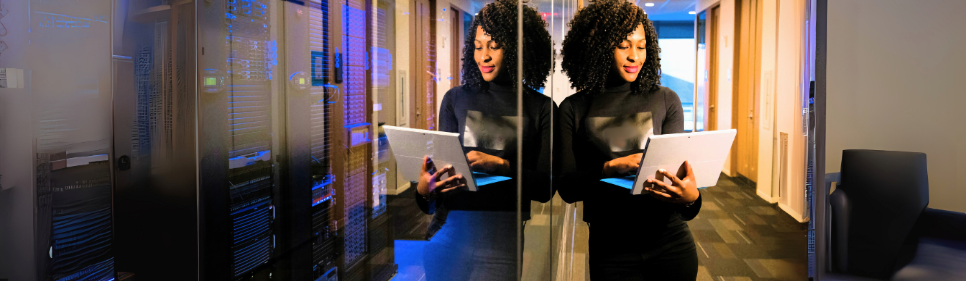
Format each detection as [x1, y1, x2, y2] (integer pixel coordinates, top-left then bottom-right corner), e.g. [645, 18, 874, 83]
[827, 150, 929, 279]
[826, 149, 966, 281]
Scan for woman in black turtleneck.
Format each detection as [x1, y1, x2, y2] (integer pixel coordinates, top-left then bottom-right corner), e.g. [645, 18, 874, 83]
[557, 0, 702, 280]
[412, 0, 554, 280]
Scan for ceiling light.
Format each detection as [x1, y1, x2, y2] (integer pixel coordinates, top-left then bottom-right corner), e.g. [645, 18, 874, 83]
[644, 2, 655, 7]
[688, 11, 696, 14]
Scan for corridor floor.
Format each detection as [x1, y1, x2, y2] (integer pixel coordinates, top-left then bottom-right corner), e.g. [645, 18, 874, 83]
[688, 176, 808, 281]
[392, 175, 808, 281]
[566, 176, 809, 281]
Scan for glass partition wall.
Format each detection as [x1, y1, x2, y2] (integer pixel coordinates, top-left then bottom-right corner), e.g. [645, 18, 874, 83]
[522, 0, 575, 280]
[0, 0, 542, 281]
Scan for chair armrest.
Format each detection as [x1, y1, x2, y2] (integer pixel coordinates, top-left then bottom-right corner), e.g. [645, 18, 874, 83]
[915, 208, 966, 242]
[826, 172, 841, 192]
[829, 188, 850, 272]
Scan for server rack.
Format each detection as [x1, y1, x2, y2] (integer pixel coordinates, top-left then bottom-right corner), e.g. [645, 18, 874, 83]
[306, 0, 343, 279]
[273, 0, 340, 280]
[113, 0, 200, 280]
[368, 0, 399, 279]
[23, 0, 118, 280]
[36, 147, 114, 281]
[109, 0, 394, 279]
[2, 0, 402, 279]
[197, 0, 279, 279]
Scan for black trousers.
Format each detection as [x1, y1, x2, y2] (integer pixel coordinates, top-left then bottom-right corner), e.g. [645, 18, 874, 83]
[588, 221, 699, 281]
[423, 211, 521, 281]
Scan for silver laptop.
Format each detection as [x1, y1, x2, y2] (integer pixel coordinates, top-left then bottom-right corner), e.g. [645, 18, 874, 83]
[601, 129, 737, 195]
[383, 125, 511, 192]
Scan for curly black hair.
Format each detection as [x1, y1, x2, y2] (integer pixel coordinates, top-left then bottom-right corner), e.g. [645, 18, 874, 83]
[561, 0, 661, 94]
[461, 0, 553, 91]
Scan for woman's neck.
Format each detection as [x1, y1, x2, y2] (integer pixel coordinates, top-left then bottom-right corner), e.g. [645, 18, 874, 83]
[603, 71, 632, 91]
[486, 74, 515, 92]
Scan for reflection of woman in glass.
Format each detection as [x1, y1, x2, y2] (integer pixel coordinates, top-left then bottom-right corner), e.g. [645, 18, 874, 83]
[557, 0, 702, 280]
[412, 0, 554, 280]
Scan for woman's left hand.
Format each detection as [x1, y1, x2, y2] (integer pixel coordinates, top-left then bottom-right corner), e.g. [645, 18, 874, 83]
[466, 151, 509, 174]
[644, 160, 699, 205]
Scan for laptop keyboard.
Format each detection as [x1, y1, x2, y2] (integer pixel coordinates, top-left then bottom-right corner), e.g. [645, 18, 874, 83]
[473, 172, 512, 187]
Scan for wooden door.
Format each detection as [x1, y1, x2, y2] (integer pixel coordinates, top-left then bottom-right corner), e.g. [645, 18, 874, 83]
[732, 0, 761, 183]
[750, 0, 763, 182]
[731, 0, 746, 179]
[451, 7, 461, 87]
[411, 0, 436, 130]
[699, 7, 720, 132]
[708, 6, 719, 131]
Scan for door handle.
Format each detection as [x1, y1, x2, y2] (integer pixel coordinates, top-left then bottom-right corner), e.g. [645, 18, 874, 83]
[117, 155, 131, 171]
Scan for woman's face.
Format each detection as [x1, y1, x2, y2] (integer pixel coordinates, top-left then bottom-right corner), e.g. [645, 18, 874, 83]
[474, 26, 505, 82]
[612, 23, 647, 83]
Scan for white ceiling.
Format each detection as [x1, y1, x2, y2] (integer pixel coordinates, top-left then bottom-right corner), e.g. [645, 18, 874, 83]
[467, 0, 698, 22]
[639, 0, 697, 16]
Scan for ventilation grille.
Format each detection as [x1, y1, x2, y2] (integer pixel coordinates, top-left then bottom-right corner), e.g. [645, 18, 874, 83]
[341, 0, 370, 269]
[36, 154, 115, 281]
[225, 0, 275, 276]
[344, 0, 368, 125]
[343, 145, 369, 267]
[779, 132, 788, 199]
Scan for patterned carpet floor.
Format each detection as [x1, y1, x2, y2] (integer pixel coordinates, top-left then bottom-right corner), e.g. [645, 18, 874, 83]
[689, 176, 809, 281]
[389, 175, 809, 281]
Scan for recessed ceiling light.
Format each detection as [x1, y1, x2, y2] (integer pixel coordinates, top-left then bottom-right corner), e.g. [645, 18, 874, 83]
[688, 11, 696, 14]
[644, 2, 655, 7]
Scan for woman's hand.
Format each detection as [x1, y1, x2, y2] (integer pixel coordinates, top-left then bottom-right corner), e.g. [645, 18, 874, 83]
[466, 151, 509, 174]
[603, 153, 643, 177]
[416, 156, 466, 198]
[644, 160, 699, 205]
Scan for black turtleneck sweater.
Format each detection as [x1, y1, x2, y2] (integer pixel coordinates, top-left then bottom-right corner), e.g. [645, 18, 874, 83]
[555, 82, 702, 254]
[415, 81, 556, 219]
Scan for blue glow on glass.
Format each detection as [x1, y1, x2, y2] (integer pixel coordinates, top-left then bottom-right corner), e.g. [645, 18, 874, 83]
[343, 122, 370, 129]
[335, 48, 341, 68]
[227, 150, 271, 166]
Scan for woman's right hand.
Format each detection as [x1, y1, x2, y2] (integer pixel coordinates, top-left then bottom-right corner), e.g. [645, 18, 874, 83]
[416, 156, 466, 198]
[602, 153, 643, 177]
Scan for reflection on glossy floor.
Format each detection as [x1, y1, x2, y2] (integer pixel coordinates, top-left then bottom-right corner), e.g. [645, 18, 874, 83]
[389, 187, 431, 281]
[389, 185, 563, 281]
[389, 175, 806, 281]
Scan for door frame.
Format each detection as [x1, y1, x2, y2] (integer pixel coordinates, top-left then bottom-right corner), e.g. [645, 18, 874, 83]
[409, 0, 436, 130]
[731, 0, 762, 184]
[696, 5, 721, 132]
[451, 6, 464, 87]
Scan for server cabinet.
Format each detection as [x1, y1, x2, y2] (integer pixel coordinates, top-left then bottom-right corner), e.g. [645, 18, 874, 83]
[0, 0, 395, 279]
[1, 0, 117, 280]
[110, 0, 392, 280]
[272, 0, 340, 280]
[368, 0, 399, 279]
[113, 0, 200, 279]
